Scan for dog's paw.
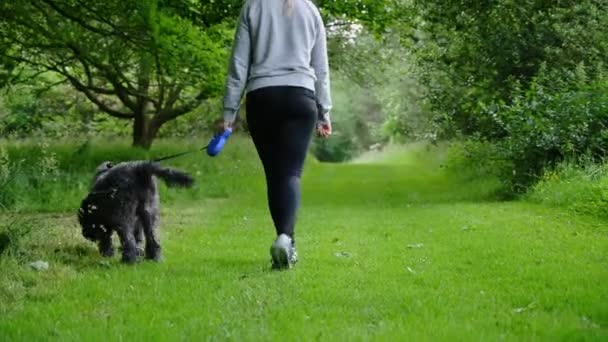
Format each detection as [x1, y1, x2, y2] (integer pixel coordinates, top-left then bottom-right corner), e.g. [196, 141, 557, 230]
[121, 256, 138, 265]
[145, 254, 163, 262]
[120, 251, 139, 264]
[101, 248, 115, 258]
[145, 248, 163, 262]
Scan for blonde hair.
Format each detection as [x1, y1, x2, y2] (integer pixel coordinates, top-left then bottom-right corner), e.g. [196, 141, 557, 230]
[284, 0, 295, 16]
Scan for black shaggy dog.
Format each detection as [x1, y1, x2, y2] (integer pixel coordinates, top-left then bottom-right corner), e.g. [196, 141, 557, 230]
[78, 161, 194, 263]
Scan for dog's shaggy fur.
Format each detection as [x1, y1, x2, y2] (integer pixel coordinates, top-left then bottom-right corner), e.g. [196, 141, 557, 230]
[78, 161, 193, 263]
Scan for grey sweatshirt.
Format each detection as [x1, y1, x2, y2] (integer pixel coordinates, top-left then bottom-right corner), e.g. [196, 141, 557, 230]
[222, 0, 332, 124]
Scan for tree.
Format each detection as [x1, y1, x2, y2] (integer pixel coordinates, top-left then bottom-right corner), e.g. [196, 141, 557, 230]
[0, 41, 17, 89]
[0, 0, 229, 148]
[402, 1, 608, 192]
[406, 0, 608, 139]
[0, 0, 404, 148]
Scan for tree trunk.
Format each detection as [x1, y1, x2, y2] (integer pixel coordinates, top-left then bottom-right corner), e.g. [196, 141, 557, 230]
[132, 108, 160, 150]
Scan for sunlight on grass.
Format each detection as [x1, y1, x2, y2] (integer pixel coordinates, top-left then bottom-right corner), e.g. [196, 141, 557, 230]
[351, 141, 448, 167]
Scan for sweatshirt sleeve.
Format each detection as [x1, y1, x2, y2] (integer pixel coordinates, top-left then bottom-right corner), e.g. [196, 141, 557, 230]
[222, 4, 251, 124]
[310, 14, 332, 124]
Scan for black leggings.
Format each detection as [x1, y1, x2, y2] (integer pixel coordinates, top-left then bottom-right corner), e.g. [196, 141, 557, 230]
[246, 86, 318, 241]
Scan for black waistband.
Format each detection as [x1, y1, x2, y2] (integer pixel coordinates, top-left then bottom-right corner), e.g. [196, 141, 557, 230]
[247, 86, 315, 98]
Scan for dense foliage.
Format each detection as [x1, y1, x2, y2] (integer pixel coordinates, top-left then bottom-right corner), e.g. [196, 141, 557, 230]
[0, 0, 400, 149]
[1, 0, 608, 194]
[0, 0, 233, 148]
[405, 0, 608, 191]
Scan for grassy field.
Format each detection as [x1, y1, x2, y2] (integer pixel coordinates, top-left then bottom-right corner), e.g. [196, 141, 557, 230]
[0, 138, 606, 340]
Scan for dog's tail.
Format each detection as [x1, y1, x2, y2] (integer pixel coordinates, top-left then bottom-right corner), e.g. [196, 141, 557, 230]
[146, 163, 194, 188]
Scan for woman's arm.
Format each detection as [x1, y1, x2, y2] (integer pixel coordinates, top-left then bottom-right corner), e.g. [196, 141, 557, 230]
[222, 4, 251, 125]
[311, 15, 332, 125]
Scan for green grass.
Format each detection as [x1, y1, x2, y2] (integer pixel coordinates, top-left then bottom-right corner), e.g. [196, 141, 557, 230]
[525, 161, 608, 219]
[0, 139, 606, 340]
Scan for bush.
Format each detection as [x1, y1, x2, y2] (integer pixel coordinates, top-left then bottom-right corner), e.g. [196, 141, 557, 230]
[493, 69, 608, 191]
[0, 214, 35, 259]
[443, 140, 515, 197]
[526, 160, 608, 218]
[0, 145, 14, 208]
[0, 83, 134, 139]
[443, 69, 608, 195]
[312, 132, 356, 163]
[406, 1, 608, 194]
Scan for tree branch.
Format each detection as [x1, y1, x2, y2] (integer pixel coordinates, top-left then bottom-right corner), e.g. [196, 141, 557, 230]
[38, 0, 116, 38]
[73, 0, 148, 48]
[63, 71, 134, 119]
[0, 53, 56, 73]
[11, 68, 51, 84]
[75, 57, 116, 95]
[164, 84, 184, 111]
[153, 42, 165, 110]
[65, 43, 139, 112]
[154, 90, 208, 126]
[34, 78, 68, 97]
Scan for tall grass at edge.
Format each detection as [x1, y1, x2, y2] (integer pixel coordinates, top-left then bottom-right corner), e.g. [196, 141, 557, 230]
[525, 159, 608, 219]
[0, 136, 264, 212]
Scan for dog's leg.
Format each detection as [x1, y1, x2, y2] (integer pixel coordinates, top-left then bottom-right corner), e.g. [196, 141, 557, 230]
[117, 218, 138, 264]
[134, 220, 144, 256]
[98, 230, 114, 257]
[139, 204, 162, 261]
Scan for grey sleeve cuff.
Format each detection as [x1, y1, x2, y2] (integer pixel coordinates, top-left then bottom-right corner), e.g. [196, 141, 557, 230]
[317, 106, 331, 125]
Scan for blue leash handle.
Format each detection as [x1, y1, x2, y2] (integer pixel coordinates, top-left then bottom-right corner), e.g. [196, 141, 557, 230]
[206, 128, 233, 157]
[153, 128, 232, 162]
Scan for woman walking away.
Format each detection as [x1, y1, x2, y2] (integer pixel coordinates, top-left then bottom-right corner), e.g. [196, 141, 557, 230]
[221, 0, 332, 269]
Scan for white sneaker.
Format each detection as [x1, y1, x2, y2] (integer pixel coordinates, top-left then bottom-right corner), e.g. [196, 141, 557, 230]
[270, 234, 298, 269]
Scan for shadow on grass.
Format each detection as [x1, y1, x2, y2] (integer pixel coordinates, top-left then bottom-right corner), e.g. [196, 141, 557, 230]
[50, 244, 119, 270]
[52, 245, 274, 273]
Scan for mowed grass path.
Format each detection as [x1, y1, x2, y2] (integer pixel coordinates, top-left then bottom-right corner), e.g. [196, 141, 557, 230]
[0, 144, 607, 340]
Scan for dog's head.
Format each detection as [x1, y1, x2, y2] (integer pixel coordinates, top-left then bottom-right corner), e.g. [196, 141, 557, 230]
[81, 224, 106, 242]
[79, 209, 111, 242]
[78, 197, 110, 242]
[78, 212, 107, 242]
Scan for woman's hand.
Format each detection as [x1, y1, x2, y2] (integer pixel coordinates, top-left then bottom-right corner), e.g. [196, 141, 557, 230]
[215, 119, 232, 135]
[316, 121, 332, 138]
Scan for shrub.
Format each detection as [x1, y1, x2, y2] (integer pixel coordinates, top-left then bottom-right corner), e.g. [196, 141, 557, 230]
[526, 160, 608, 218]
[494, 69, 608, 191]
[0, 215, 35, 260]
[444, 140, 515, 197]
